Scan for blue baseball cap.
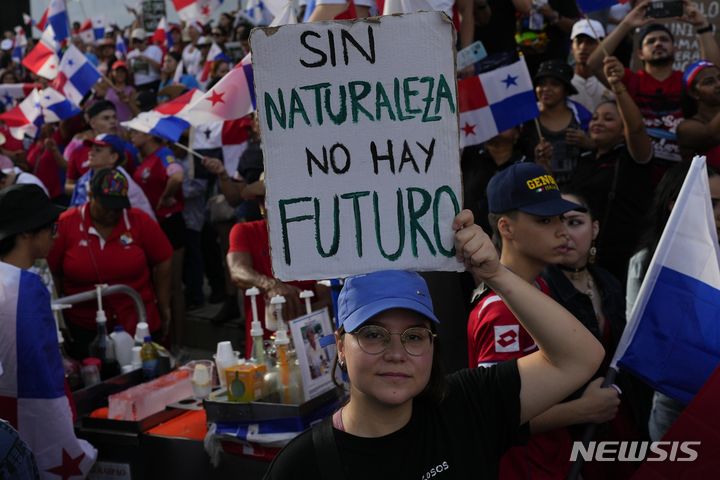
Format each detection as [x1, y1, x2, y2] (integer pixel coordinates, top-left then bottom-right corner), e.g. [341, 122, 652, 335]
[487, 163, 584, 216]
[84, 134, 126, 158]
[338, 270, 440, 333]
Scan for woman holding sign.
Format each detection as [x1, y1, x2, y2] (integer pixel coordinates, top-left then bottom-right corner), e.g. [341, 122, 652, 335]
[262, 209, 604, 479]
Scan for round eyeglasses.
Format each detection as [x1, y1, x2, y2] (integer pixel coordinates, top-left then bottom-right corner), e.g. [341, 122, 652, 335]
[350, 325, 436, 356]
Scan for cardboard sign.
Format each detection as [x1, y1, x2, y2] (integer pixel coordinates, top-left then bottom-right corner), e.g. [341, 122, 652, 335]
[251, 12, 463, 281]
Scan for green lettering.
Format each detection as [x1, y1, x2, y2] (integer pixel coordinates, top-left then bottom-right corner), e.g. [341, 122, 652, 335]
[433, 186, 460, 257]
[264, 89, 286, 131]
[419, 76, 441, 122]
[403, 77, 421, 115]
[289, 89, 311, 128]
[340, 191, 370, 257]
[393, 77, 411, 121]
[374, 81, 396, 121]
[373, 189, 405, 261]
[324, 85, 348, 125]
[279, 197, 313, 265]
[300, 82, 330, 125]
[407, 187, 436, 257]
[349, 81, 373, 123]
[314, 196, 340, 258]
[435, 74, 456, 115]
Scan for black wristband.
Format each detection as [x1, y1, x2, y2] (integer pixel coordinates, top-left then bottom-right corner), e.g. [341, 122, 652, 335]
[696, 24, 714, 35]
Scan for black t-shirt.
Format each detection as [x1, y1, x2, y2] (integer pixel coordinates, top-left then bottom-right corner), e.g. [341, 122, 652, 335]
[569, 144, 653, 282]
[263, 360, 525, 480]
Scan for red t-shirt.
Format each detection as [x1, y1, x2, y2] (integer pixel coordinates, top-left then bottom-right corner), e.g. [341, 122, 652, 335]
[26, 132, 65, 199]
[467, 277, 573, 480]
[133, 146, 184, 219]
[623, 68, 683, 181]
[229, 220, 316, 358]
[67, 144, 91, 182]
[0, 124, 24, 151]
[47, 205, 173, 334]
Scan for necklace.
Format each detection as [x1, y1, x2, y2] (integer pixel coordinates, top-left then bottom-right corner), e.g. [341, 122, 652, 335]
[559, 263, 588, 281]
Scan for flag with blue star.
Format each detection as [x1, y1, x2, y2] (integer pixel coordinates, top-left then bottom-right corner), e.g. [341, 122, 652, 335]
[458, 57, 539, 148]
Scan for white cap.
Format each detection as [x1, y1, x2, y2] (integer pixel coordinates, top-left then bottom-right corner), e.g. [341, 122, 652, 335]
[134, 322, 150, 343]
[0, 39, 12, 51]
[245, 287, 260, 296]
[131, 28, 148, 40]
[571, 19, 606, 40]
[299, 290, 315, 299]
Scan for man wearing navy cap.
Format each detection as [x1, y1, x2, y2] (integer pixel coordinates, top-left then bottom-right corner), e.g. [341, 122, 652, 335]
[467, 162, 614, 479]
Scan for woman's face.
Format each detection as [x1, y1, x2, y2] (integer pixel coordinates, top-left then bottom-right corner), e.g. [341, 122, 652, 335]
[162, 55, 178, 74]
[589, 103, 624, 147]
[560, 194, 598, 268]
[337, 309, 433, 408]
[112, 67, 128, 83]
[535, 77, 566, 108]
[692, 67, 720, 106]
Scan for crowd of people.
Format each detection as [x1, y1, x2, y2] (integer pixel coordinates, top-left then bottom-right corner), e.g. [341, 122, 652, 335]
[1, 0, 719, 478]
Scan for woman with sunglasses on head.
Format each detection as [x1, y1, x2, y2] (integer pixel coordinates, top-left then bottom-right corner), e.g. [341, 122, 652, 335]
[263, 210, 605, 480]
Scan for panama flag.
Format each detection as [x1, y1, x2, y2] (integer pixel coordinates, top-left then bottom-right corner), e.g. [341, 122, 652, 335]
[152, 17, 168, 47]
[0, 262, 98, 478]
[199, 43, 230, 83]
[172, 0, 224, 23]
[185, 55, 254, 124]
[458, 57, 539, 148]
[190, 116, 252, 174]
[93, 16, 106, 41]
[115, 34, 128, 60]
[0, 83, 36, 109]
[53, 44, 102, 106]
[155, 88, 204, 117]
[46, 0, 70, 43]
[0, 89, 44, 139]
[121, 111, 191, 143]
[613, 156, 720, 405]
[22, 38, 59, 80]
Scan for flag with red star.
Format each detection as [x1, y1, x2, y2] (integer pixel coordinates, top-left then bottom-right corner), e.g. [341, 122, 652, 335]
[457, 57, 538, 148]
[184, 54, 255, 124]
[0, 262, 97, 479]
[171, 0, 224, 24]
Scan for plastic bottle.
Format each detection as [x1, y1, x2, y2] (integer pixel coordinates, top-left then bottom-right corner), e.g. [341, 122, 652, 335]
[134, 322, 150, 346]
[267, 295, 285, 331]
[140, 336, 160, 379]
[110, 325, 135, 367]
[88, 309, 120, 379]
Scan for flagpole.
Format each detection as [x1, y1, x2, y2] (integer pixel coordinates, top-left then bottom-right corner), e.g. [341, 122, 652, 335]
[583, 12, 610, 57]
[533, 118, 544, 140]
[173, 142, 204, 159]
[566, 368, 618, 480]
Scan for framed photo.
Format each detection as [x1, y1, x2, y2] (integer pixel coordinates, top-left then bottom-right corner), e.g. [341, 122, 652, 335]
[289, 308, 335, 400]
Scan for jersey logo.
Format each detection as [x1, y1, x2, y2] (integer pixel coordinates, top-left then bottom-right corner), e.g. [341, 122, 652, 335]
[141, 167, 151, 182]
[494, 325, 519, 352]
